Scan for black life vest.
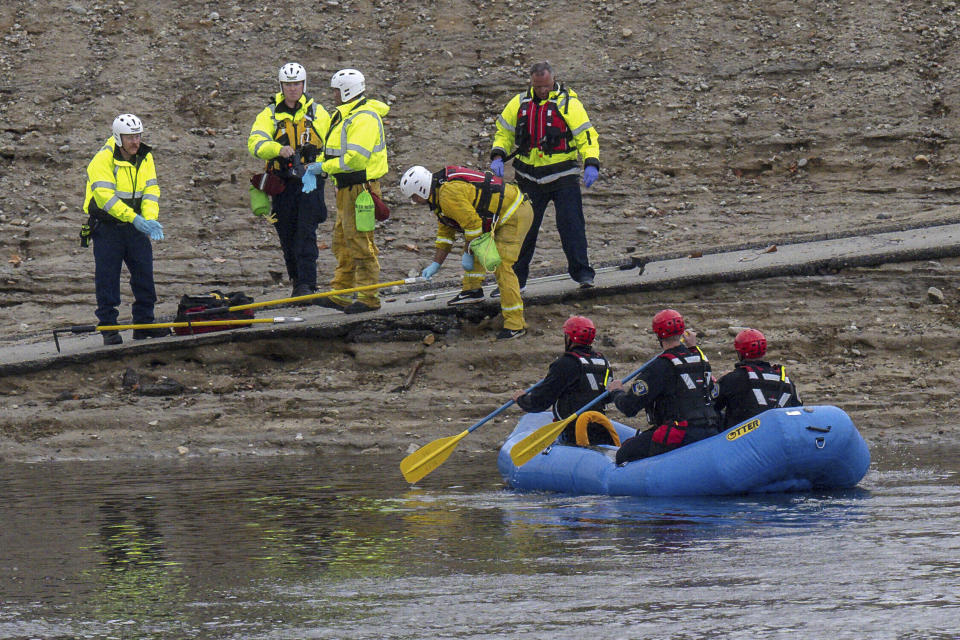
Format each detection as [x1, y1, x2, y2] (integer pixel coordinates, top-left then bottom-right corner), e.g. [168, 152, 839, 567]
[271, 97, 322, 176]
[734, 362, 798, 418]
[553, 350, 611, 420]
[514, 85, 573, 156]
[430, 165, 506, 233]
[648, 347, 719, 430]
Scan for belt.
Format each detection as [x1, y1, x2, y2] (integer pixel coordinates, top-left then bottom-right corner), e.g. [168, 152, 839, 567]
[333, 171, 367, 189]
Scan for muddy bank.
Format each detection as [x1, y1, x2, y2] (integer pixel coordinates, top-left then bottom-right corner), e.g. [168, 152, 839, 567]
[2, 260, 959, 465]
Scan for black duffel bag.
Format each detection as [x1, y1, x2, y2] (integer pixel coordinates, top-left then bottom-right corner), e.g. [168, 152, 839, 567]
[174, 290, 255, 335]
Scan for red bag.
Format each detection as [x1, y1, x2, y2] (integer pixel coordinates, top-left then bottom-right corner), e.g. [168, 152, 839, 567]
[251, 172, 285, 196]
[366, 183, 390, 221]
[652, 421, 688, 447]
[173, 291, 255, 336]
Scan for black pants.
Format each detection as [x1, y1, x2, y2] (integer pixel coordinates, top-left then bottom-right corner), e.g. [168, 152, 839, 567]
[513, 183, 594, 288]
[615, 425, 719, 465]
[271, 178, 327, 289]
[92, 222, 156, 326]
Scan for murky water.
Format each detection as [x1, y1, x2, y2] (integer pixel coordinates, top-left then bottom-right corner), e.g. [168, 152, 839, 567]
[1, 443, 958, 639]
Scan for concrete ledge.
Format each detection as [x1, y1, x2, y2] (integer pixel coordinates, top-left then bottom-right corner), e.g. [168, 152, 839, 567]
[4, 221, 960, 377]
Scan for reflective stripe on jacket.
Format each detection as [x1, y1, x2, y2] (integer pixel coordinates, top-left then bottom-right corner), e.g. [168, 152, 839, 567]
[716, 360, 803, 428]
[492, 85, 599, 185]
[321, 97, 390, 182]
[83, 137, 160, 223]
[650, 346, 720, 429]
[554, 350, 611, 420]
[433, 181, 524, 251]
[247, 93, 330, 164]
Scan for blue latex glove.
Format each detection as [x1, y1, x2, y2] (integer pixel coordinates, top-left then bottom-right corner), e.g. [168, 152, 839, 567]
[132, 215, 164, 241]
[421, 261, 441, 280]
[304, 162, 324, 175]
[132, 214, 150, 234]
[584, 165, 599, 188]
[144, 219, 164, 241]
[490, 157, 504, 177]
[301, 170, 317, 194]
[461, 252, 474, 271]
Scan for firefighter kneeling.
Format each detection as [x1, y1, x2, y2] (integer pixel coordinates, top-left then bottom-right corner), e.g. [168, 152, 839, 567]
[400, 165, 533, 341]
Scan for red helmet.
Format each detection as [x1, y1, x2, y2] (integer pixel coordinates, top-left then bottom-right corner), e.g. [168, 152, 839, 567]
[734, 328, 767, 359]
[652, 309, 685, 338]
[563, 315, 596, 345]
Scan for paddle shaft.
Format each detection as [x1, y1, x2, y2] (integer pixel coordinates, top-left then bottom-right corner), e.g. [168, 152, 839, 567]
[577, 355, 659, 416]
[400, 380, 542, 483]
[508, 355, 659, 467]
[474, 379, 544, 431]
[588, 354, 660, 415]
[468, 398, 517, 433]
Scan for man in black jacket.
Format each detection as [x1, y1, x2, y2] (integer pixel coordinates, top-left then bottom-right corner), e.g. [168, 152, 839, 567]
[715, 328, 802, 428]
[608, 309, 721, 465]
[512, 316, 615, 444]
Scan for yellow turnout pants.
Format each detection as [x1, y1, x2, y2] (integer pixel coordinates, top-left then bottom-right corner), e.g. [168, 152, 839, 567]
[331, 181, 381, 308]
[461, 196, 533, 330]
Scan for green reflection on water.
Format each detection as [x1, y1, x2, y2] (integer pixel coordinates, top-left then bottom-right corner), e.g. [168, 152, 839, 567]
[240, 491, 411, 579]
[78, 499, 188, 625]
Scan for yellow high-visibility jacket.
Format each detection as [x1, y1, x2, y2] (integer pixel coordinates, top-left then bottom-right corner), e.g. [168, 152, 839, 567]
[247, 92, 330, 166]
[321, 97, 389, 186]
[432, 180, 525, 251]
[83, 137, 160, 223]
[492, 84, 599, 186]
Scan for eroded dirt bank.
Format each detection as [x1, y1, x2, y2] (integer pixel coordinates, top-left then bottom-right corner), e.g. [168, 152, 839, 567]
[2, 260, 959, 465]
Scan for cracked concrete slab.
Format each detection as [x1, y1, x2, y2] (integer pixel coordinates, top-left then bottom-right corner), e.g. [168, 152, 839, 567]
[4, 221, 960, 377]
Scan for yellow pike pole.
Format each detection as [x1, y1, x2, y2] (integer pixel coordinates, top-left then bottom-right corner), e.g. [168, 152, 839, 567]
[52, 317, 304, 352]
[187, 278, 426, 316]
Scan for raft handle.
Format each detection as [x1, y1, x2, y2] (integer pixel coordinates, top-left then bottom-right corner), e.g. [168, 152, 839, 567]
[805, 425, 832, 433]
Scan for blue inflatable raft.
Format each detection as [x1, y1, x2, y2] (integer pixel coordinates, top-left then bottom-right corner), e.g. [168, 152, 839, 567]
[497, 406, 870, 496]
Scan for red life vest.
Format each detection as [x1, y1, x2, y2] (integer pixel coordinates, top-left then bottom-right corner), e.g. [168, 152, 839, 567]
[430, 165, 506, 233]
[514, 89, 573, 156]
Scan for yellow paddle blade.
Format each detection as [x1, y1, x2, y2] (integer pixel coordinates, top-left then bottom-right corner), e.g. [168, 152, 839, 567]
[400, 430, 470, 484]
[509, 414, 576, 467]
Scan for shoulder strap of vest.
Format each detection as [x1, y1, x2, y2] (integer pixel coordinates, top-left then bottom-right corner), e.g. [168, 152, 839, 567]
[437, 166, 505, 218]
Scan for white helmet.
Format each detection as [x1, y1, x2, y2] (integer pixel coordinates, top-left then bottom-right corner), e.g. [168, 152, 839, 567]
[112, 113, 143, 145]
[278, 62, 307, 92]
[331, 68, 365, 102]
[400, 166, 433, 200]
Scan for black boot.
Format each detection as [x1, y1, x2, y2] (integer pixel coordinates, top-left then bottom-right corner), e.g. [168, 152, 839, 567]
[102, 330, 123, 346]
[291, 284, 315, 298]
[132, 326, 172, 340]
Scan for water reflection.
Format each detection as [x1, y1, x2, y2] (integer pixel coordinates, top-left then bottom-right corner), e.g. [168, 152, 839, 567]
[0, 445, 956, 639]
[241, 491, 411, 578]
[80, 496, 188, 627]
